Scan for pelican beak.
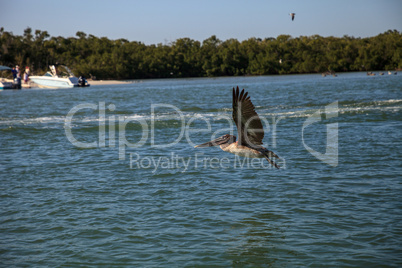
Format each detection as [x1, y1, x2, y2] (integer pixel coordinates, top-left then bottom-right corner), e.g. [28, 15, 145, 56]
[194, 136, 229, 148]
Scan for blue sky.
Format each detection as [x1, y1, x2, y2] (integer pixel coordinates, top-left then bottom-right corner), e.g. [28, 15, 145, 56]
[1, 0, 401, 44]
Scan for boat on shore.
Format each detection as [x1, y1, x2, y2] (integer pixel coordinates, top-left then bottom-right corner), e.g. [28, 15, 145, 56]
[29, 65, 90, 88]
[0, 65, 22, 90]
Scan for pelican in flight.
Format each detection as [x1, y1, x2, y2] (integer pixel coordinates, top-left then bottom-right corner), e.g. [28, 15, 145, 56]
[290, 13, 296, 21]
[195, 87, 280, 169]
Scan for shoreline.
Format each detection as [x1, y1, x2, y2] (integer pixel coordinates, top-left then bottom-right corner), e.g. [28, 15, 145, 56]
[5, 70, 399, 89]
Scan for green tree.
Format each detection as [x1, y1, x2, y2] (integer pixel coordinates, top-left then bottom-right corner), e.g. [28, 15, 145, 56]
[1, 28, 401, 79]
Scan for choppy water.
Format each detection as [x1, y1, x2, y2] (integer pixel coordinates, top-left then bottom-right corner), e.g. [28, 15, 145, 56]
[1, 73, 401, 267]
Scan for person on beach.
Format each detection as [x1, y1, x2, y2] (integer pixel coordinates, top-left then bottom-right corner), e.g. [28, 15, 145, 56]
[16, 67, 21, 82]
[15, 65, 20, 81]
[24, 67, 30, 83]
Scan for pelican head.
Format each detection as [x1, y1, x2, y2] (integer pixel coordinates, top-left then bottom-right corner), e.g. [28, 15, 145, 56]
[194, 134, 236, 148]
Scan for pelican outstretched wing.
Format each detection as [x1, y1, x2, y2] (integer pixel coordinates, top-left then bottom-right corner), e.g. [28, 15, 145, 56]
[232, 86, 264, 146]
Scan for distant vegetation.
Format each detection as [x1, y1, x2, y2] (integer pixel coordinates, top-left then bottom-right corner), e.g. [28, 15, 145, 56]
[1, 27, 401, 79]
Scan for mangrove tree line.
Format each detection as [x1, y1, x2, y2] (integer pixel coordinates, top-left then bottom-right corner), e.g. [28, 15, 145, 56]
[1, 27, 401, 79]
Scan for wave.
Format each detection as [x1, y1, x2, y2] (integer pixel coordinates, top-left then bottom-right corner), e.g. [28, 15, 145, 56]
[1, 99, 400, 129]
[0, 116, 66, 129]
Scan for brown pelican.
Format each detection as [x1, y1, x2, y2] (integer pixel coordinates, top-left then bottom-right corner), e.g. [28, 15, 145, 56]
[290, 13, 296, 21]
[195, 86, 280, 169]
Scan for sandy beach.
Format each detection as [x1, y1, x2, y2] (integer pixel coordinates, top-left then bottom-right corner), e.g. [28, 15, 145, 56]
[16, 79, 136, 88]
[86, 80, 135, 86]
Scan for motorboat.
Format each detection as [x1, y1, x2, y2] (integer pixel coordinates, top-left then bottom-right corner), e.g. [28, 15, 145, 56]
[0, 65, 21, 90]
[29, 65, 90, 88]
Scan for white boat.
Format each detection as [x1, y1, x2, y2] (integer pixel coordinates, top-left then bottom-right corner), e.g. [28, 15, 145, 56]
[29, 65, 89, 88]
[0, 65, 21, 90]
[0, 77, 13, 90]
